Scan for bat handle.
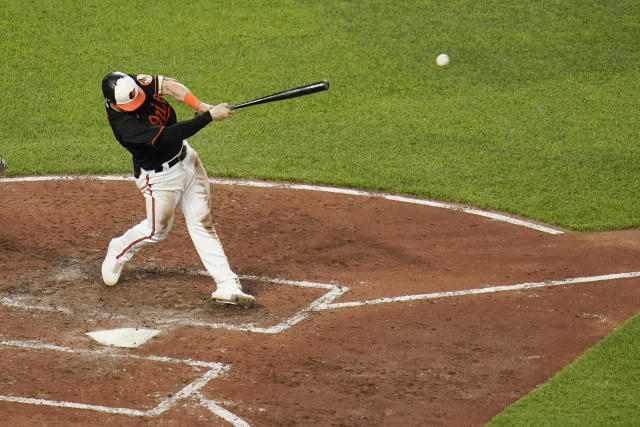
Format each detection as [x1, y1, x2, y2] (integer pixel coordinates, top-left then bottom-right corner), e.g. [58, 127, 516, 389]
[193, 101, 238, 117]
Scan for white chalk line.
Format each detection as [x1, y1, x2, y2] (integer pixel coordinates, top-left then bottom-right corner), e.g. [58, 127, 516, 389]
[2, 270, 638, 425]
[322, 271, 640, 309]
[192, 392, 253, 427]
[0, 336, 223, 369]
[171, 272, 349, 334]
[125, 272, 347, 333]
[0, 273, 347, 335]
[0, 336, 253, 423]
[0, 175, 564, 234]
[0, 296, 73, 314]
[238, 274, 337, 289]
[0, 395, 147, 417]
[2, 270, 636, 423]
[5, 270, 640, 328]
[0, 174, 585, 425]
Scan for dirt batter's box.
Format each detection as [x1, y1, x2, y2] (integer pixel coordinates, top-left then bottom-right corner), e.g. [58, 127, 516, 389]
[0, 274, 347, 424]
[2, 273, 348, 334]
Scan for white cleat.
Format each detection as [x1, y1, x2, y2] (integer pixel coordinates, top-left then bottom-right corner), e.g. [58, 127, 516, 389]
[101, 239, 124, 286]
[212, 283, 256, 308]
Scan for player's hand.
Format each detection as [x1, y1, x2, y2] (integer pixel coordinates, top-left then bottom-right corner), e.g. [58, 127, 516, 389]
[209, 103, 234, 121]
[196, 102, 213, 113]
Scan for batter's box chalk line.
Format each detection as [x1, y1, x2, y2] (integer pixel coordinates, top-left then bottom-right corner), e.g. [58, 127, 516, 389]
[0, 337, 251, 426]
[0, 273, 349, 334]
[151, 273, 350, 333]
[4, 271, 640, 334]
[1, 271, 638, 424]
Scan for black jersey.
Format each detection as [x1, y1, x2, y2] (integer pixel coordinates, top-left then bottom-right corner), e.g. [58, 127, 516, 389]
[105, 73, 212, 173]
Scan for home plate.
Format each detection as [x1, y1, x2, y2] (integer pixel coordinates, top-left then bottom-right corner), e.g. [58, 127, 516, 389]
[86, 328, 161, 348]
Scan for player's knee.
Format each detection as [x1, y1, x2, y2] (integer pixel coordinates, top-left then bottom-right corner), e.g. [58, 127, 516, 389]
[185, 213, 218, 237]
[152, 215, 174, 241]
[154, 222, 173, 240]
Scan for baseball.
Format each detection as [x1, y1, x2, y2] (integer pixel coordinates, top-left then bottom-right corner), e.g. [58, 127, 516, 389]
[436, 53, 450, 67]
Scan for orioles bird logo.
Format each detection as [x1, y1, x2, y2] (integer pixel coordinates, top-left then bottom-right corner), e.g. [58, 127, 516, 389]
[129, 88, 136, 100]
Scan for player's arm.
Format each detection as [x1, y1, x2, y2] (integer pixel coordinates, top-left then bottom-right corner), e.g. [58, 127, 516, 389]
[159, 76, 233, 121]
[152, 103, 235, 147]
[159, 77, 209, 112]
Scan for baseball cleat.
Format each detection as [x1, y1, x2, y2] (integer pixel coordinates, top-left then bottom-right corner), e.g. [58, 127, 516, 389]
[211, 289, 256, 308]
[101, 239, 124, 286]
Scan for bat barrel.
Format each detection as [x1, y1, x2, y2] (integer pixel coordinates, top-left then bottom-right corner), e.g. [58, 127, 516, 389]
[231, 80, 329, 110]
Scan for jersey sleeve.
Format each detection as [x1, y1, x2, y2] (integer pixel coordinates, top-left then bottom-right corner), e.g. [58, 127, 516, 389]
[154, 112, 213, 146]
[156, 75, 178, 96]
[157, 75, 164, 95]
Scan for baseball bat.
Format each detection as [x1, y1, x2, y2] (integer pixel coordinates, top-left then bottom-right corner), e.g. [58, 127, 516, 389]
[230, 80, 329, 110]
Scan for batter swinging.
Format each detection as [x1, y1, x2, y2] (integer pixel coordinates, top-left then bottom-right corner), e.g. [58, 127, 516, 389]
[101, 71, 255, 308]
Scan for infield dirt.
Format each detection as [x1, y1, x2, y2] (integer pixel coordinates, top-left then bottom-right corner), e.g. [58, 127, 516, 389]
[1, 177, 639, 426]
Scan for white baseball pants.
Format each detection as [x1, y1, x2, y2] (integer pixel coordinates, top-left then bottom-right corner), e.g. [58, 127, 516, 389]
[109, 142, 239, 287]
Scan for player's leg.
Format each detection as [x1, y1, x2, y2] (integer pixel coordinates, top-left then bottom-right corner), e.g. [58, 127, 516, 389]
[101, 174, 179, 286]
[179, 147, 255, 307]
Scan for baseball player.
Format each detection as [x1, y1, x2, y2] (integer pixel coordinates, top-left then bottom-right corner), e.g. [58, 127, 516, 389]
[101, 71, 255, 308]
[0, 156, 6, 173]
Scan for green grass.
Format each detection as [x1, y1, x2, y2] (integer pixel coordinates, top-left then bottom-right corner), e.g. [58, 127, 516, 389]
[2, 0, 640, 230]
[2, 0, 640, 424]
[488, 313, 640, 426]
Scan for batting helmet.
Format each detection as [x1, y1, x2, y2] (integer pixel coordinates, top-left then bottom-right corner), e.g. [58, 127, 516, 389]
[101, 71, 146, 112]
